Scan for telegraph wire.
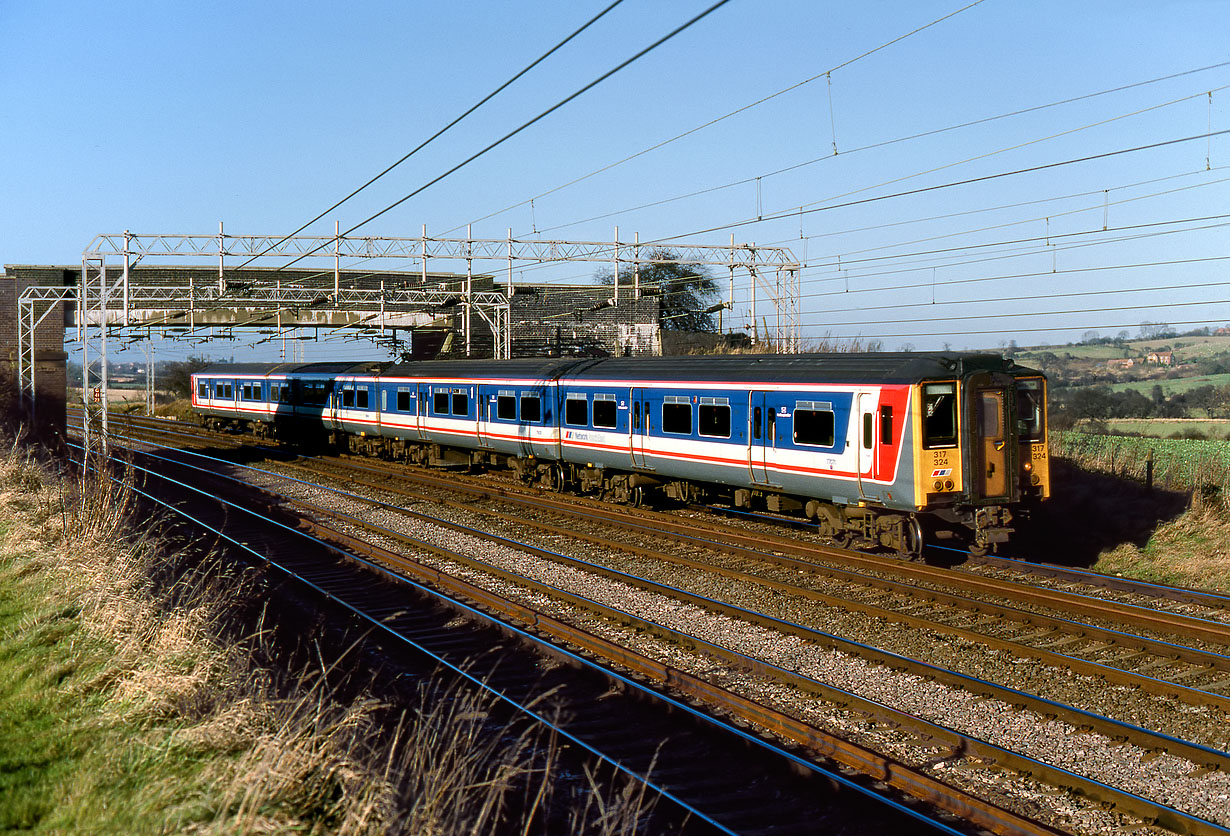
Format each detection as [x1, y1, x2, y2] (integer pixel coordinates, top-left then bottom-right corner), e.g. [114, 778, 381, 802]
[234, 0, 629, 271]
[274, 0, 735, 273]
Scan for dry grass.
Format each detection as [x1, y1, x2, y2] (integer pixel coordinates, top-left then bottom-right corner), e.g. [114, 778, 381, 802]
[1091, 492, 1230, 592]
[0, 435, 665, 834]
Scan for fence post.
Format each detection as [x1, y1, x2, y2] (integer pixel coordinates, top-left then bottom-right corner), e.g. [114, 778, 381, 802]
[1146, 448, 1154, 492]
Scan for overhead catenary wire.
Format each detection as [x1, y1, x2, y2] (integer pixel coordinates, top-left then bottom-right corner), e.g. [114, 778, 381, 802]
[474, 60, 1230, 239]
[273, 0, 735, 274]
[450, 0, 992, 235]
[650, 128, 1230, 244]
[234, 0, 629, 271]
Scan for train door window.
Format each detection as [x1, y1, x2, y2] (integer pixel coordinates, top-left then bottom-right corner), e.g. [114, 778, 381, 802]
[433, 391, 449, 415]
[270, 385, 280, 404]
[662, 396, 692, 435]
[863, 413, 874, 449]
[497, 391, 517, 420]
[698, 398, 730, 438]
[215, 383, 227, 399]
[1016, 379, 1045, 441]
[397, 388, 412, 412]
[753, 406, 762, 440]
[341, 387, 355, 408]
[922, 383, 958, 449]
[880, 405, 893, 446]
[198, 381, 209, 399]
[451, 389, 468, 416]
[632, 402, 641, 431]
[564, 394, 588, 426]
[978, 393, 1001, 437]
[520, 394, 541, 423]
[357, 387, 370, 410]
[767, 409, 775, 442]
[794, 402, 835, 447]
[592, 394, 617, 429]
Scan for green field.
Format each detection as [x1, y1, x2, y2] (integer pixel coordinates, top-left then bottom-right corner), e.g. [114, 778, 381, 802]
[1053, 430, 1230, 490]
[1103, 419, 1230, 439]
[1105, 373, 1230, 396]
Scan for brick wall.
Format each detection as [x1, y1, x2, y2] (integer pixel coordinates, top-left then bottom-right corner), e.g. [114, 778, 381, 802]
[1, 266, 71, 441]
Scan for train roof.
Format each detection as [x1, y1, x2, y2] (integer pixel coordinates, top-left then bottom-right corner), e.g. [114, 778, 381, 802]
[195, 361, 392, 377]
[195, 353, 1041, 384]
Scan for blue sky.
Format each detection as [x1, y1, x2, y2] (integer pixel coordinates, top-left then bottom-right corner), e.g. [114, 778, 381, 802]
[3, 0, 1228, 361]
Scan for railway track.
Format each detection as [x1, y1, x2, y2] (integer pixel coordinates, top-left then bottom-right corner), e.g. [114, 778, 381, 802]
[89, 413, 1230, 835]
[67, 434, 1073, 836]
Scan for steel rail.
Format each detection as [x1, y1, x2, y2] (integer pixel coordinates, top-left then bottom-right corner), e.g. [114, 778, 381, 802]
[104, 436, 1230, 835]
[85, 440, 1035, 836]
[96, 414, 1230, 706]
[279, 456, 1230, 713]
[303, 452, 1230, 646]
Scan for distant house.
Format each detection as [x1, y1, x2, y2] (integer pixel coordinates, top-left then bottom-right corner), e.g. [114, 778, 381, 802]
[1146, 350, 1174, 365]
[1215, 326, 1230, 336]
[1106, 358, 1135, 369]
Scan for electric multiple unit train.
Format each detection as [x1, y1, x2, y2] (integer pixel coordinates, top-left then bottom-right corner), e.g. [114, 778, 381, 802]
[191, 352, 1049, 558]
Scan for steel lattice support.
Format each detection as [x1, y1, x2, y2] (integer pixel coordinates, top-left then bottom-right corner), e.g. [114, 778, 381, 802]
[76, 230, 801, 454]
[17, 285, 77, 426]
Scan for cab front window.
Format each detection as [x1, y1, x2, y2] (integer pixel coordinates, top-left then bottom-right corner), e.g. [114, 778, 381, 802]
[1016, 379, 1045, 441]
[922, 382, 957, 449]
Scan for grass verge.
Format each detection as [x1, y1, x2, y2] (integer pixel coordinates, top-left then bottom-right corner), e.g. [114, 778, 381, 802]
[0, 437, 661, 834]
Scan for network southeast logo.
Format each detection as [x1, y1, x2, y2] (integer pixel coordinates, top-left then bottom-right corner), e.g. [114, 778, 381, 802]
[929, 468, 952, 478]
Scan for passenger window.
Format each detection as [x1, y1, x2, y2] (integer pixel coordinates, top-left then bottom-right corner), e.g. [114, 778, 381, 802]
[520, 395, 541, 423]
[497, 395, 516, 420]
[342, 388, 354, 408]
[565, 396, 588, 426]
[593, 398, 617, 429]
[434, 392, 449, 414]
[698, 404, 730, 438]
[397, 389, 411, 412]
[880, 405, 893, 446]
[198, 382, 209, 399]
[794, 409, 835, 447]
[663, 401, 691, 435]
[357, 388, 369, 409]
[452, 391, 468, 415]
[923, 383, 958, 449]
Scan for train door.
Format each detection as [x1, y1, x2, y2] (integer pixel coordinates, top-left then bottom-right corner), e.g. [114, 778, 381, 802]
[630, 387, 650, 469]
[476, 385, 493, 449]
[748, 392, 775, 485]
[855, 392, 877, 498]
[415, 383, 431, 441]
[328, 380, 343, 431]
[972, 384, 1011, 501]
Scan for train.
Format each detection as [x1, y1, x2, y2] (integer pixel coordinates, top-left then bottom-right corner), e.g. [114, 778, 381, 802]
[190, 352, 1050, 558]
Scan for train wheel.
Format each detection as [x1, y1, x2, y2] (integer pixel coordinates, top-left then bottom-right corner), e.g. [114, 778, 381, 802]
[629, 485, 647, 508]
[897, 516, 925, 561]
[549, 463, 567, 492]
